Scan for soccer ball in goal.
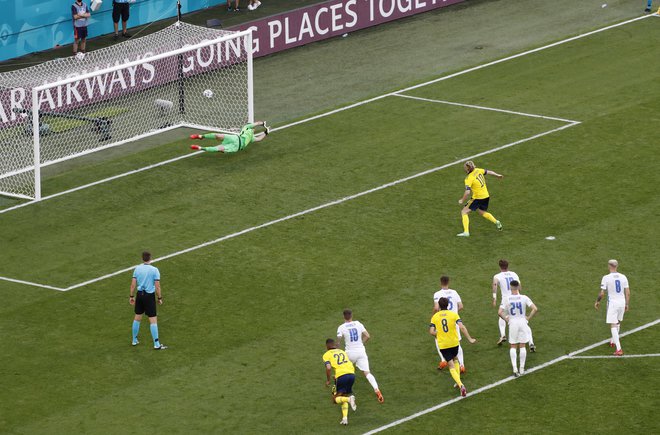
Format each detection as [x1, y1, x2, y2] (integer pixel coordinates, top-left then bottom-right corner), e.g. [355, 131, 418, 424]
[0, 22, 254, 201]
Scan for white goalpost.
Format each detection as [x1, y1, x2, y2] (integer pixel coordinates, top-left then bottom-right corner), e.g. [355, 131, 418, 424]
[0, 22, 253, 201]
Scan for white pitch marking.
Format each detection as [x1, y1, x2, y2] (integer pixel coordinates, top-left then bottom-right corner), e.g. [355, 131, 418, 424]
[55, 122, 577, 291]
[363, 318, 660, 434]
[0, 13, 651, 213]
[4, 13, 652, 288]
[570, 353, 660, 359]
[274, 14, 653, 133]
[392, 94, 580, 124]
[0, 151, 204, 215]
[0, 275, 66, 291]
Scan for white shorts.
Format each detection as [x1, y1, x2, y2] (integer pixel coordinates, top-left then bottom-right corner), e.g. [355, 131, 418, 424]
[346, 348, 370, 372]
[508, 321, 529, 344]
[606, 301, 625, 324]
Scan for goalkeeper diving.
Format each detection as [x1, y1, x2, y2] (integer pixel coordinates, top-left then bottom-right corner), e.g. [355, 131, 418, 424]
[189, 121, 270, 154]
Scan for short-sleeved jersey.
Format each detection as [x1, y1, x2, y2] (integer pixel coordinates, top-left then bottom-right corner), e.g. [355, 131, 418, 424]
[132, 264, 160, 293]
[432, 289, 462, 313]
[464, 168, 489, 199]
[493, 271, 521, 301]
[323, 348, 355, 379]
[337, 321, 367, 351]
[430, 310, 461, 349]
[600, 272, 629, 303]
[501, 294, 533, 324]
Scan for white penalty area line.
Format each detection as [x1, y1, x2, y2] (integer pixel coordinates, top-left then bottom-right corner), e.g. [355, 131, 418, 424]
[1, 13, 647, 213]
[2, 13, 650, 289]
[9, 121, 579, 292]
[275, 14, 654, 133]
[570, 353, 660, 359]
[392, 94, 580, 124]
[0, 275, 66, 291]
[363, 318, 660, 435]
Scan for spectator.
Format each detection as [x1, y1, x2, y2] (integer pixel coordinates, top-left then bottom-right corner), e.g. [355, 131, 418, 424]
[72, 0, 91, 56]
[113, 0, 131, 40]
[227, 0, 240, 12]
[248, 0, 262, 10]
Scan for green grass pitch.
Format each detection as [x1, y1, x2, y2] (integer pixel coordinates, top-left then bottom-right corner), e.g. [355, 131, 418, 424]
[1, 11, 659, 435]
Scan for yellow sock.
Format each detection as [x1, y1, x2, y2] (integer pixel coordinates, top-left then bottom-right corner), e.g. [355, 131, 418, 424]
[449, 366, 463, 387]
[334, 396, 349, 404]
[341, 402, 349, 418]
[482, 212, 497, 223]
[462, 214, 470, 233]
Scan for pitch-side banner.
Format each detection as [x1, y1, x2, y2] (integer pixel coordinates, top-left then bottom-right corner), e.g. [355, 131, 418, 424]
[232, 0, 466, 57]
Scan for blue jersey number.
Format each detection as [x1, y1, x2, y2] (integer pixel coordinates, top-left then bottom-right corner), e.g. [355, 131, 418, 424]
[334, 352, 347, 365]
[348, 328, 359, 342]
[510, 302, 523, 316]
[505, 277, 515, 290]
[447, 296, 454, 311]
[615, 280, 622, 293]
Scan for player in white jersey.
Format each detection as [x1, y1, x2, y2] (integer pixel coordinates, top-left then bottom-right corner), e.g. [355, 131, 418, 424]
[492, 259, 535, 351]
[498, 280, 538, 377]
[594, 259, 630, 356]
[336, 309, 384, 403]
[432, 276, 466, 372]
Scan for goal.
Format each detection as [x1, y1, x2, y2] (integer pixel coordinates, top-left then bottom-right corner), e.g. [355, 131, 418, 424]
[0, 22, 253, 201]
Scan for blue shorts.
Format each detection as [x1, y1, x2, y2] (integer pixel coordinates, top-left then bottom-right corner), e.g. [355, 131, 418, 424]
[74, 26, 88, 40]
[335, 373, 355, 395]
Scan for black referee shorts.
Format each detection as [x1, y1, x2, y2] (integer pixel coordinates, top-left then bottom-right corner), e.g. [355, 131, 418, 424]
[134, 291, 157, 317]
[112, 2, 130, 23]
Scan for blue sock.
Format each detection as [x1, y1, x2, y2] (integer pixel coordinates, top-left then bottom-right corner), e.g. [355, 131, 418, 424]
[150, 323, 160, 346]
[132, 320, 140, 342]
[649, 0, 653, 8]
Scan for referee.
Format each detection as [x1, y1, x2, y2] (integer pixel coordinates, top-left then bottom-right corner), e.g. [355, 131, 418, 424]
[129, 251, 167, 349]
[112, 0, 131, 41]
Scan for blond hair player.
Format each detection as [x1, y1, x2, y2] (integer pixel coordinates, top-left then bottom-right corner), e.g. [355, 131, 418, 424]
[594, 259, 630, 356]
[456, 160, 504, 237]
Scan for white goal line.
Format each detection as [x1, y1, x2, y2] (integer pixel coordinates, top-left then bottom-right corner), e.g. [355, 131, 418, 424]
[363, 318, 660, 435]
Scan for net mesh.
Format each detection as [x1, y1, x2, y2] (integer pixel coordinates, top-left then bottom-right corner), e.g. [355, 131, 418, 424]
[0, 22, 251, 200]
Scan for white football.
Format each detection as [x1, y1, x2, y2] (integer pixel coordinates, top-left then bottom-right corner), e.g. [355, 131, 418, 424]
[203, 89, 214, 98]
[75, 52, 85, 60]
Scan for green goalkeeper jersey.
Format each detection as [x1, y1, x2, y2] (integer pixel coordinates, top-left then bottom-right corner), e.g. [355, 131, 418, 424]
[239, 123, 255, 149]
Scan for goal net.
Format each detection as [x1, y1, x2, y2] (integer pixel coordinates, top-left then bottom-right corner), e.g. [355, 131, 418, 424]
[0, 22, 253, 201]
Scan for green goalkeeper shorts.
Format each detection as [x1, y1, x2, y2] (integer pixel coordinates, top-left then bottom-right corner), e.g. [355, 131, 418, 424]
[220, 124, 254, 153]
[220, 134, 241, 153]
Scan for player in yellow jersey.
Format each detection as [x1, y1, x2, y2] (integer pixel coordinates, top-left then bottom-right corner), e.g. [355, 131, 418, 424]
[323, 339, 357, 425]
[429, 297, 477, 396]
[457, 160, 504, 237]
